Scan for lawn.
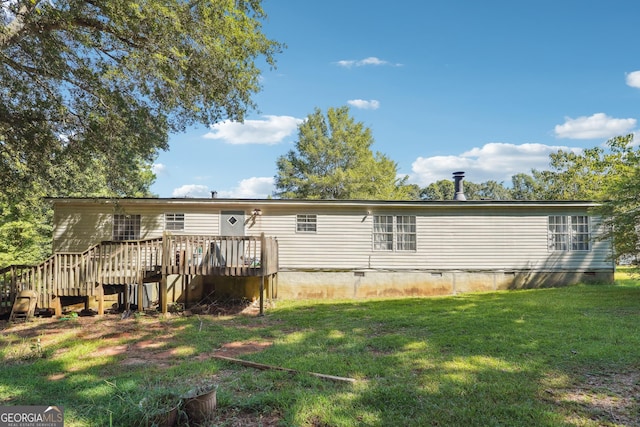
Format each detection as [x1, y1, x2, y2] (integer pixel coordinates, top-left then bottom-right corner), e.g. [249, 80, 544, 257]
[1, 275, 639, 426]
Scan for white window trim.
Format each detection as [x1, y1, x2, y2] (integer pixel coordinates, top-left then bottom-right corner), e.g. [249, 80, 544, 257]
[113, 214, 141, 241]
[373, 215, 417, 251]
[548, 215, 590, 252]
[296, 214, 317, 233]
[165, 213, 185, 231]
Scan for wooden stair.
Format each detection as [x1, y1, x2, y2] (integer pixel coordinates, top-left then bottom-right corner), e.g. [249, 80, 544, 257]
[9, 290, 38, 322]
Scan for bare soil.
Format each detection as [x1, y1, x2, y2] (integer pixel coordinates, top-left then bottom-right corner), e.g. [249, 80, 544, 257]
[1, 301, 281, 426]
[545, 369, 640, 427]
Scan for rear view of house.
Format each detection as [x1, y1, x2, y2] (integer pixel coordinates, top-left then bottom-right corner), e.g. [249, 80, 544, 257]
[46, 194, 613, 301]
[0, 173, 615, 316]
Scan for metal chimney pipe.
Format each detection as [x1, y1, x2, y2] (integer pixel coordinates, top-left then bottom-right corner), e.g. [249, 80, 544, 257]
[211, 191, 217, 199]
[453, 171, 466, 201]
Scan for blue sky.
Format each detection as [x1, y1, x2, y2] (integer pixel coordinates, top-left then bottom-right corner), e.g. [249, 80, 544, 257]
[151, 0, 640, 198]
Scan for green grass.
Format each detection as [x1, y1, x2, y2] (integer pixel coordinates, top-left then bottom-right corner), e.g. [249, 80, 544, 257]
[1, 277, 639, 426]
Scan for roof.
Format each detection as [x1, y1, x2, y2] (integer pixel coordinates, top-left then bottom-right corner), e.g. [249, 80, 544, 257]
[47, 197, 602, 210]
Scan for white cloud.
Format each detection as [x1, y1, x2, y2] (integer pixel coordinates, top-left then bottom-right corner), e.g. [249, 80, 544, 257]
[171, 184, 210, 198]
[347, 99, 380, 110]
[554, 113, 636, 139]
[335, 56, 402, 68]
[152, 163, 167, 175]
[203, 115, 303, 145]
[626, 70, 640, 89]
[409, 142, 581, 186]
[216, 177, 275, 199]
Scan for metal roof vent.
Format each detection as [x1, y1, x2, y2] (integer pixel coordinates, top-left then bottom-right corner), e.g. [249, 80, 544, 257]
[453, 171, 467, 201]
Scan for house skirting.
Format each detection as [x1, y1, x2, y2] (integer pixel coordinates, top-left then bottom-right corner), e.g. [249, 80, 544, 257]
[271, 269, 614, 300]
[74, 269, 614, 311]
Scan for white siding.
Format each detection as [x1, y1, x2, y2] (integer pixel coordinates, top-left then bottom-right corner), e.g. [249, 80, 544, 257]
[53, 202, 225, 252]
[53, 205, 113, 252]
[248, 206, 613, 272]
[249, 208, 375, 270]
[51, 200, 613, 272]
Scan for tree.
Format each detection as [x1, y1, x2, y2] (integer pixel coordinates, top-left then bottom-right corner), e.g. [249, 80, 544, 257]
[475, 180, 512, 200]
[592, 135, 640, 263]
[420, 179, 512, 200]
[510, 173, 540, 200]
[1, 0, 282, 195]
[0, 153, 157, 267]
[0, 190, 51, 267]
[529, 134, 639, 262]
[274, 106, 416, 200]
[531, 146, 613, 201]
[420, 180, 454, 200]
[1, 0, 282, 265]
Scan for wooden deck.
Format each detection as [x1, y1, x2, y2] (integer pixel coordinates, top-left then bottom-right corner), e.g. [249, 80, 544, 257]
[0, 233, 278, 316]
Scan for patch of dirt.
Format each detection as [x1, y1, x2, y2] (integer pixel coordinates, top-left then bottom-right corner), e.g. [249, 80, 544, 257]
[545, 369, 640, 426]
[1, 302, 284, 425]
[0, 300, 272, 368]
[183, 299, 267, 317]
[210, 410, 282, 427]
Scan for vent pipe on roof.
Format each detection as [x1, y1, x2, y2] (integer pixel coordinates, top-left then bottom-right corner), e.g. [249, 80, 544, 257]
[211, 191, 217, 199]
[453, 171, 467, 201]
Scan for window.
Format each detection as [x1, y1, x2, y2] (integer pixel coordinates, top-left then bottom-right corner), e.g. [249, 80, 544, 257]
[373, 215, 416, 251]
[571, 215, 590, 251]
[373, 215, 393, 250]
[296, 214, 317, 232]
[113, 214, 141, 241]
[548, 215, 590, 251]
[165, 213, 185, 231]
[396, 215, 417, 251]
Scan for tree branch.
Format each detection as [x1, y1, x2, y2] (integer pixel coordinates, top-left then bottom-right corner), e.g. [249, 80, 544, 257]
[0, 2, 39, 47]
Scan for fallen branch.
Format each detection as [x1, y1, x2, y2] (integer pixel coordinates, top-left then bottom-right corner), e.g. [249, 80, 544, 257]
[212, 354, 357, 384]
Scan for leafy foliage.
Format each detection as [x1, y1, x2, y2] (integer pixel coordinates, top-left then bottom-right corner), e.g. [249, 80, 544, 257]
[275, 106, 417, 200]
[530, 146, 614, 201]
[518, 134, 639, 262]
[1, 0, 281, 194]
[420, 179, 513, 200]
[0, 0, 282, 265]
[593, 135, 640, 262]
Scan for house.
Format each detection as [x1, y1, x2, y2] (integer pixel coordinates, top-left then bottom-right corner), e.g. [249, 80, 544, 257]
[0, 174, 615, 316]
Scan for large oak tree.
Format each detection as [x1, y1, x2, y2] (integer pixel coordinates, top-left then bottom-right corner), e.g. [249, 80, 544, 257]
[0, 0, 281, 265]
[1, 0, 281, 194]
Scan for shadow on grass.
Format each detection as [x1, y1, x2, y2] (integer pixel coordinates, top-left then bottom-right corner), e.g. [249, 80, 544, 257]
[1, 283, 639, 426]
[245, 284, 640, 426]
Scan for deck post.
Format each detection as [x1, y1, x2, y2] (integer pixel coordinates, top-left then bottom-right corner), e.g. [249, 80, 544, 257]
[184, 275, 189, 307]
[123, 283, 129, 310]
[53, 295, 62, 317]
[259, 274, 264, 316]
[160, 275, 168, 314]
[137, 271, 144, 311]
[9, 266, 17, 308]
[160, 232, 170, 314]
[137, 242, 144, 311]
[259, 233, 265, 316]
[97, 284, 104, 316]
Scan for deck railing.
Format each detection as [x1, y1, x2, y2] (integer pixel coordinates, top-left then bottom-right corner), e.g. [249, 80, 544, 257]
[0, 265, 31, 315]
[0, 237, 164, 311]
[162, 233, 278, 277]
[0, 234, 278, 313]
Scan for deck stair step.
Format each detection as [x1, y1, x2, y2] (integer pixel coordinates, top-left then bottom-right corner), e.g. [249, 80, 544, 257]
[9, 290, 38, 322]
